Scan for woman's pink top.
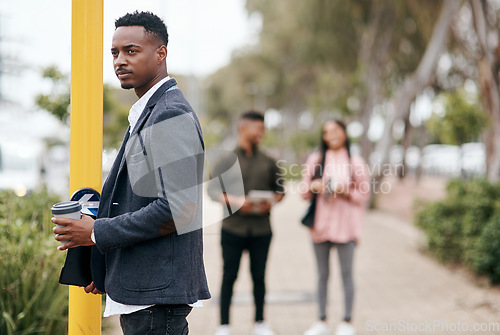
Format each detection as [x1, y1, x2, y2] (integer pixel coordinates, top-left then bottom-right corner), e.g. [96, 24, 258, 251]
[301, 148, 370, 244]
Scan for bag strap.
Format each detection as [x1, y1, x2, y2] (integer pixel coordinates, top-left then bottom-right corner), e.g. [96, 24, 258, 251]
[313, 151, 326, 180]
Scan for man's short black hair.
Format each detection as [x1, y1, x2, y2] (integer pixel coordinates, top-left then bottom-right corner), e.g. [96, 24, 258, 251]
[115, 11, 169, 46]
[240, 110, 265, 122]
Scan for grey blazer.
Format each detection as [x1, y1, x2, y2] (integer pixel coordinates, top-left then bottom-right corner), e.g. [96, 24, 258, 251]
[92, 78, 210, 305]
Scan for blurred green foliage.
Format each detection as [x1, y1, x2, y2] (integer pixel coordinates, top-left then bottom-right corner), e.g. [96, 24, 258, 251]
[35, 67, 131, 149]
[35, 66, 71, 123]
[427, 90, 489, 145]
[102, 84, 131, 148]
[0, 189, 68, 334]
[415, 178, 500, 283]
[473, 213, 500, 284]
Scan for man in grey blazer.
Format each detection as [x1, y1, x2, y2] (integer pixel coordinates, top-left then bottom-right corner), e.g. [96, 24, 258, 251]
[52, 11, 210, 334]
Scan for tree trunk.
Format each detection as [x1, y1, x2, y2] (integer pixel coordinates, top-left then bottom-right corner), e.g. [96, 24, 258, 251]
[358, 1, 393, 163]
[415, 125, 428, 183]
[400, 116, 413, 179]
[373, 0, 462, 188]
[470, 0, 500, 182]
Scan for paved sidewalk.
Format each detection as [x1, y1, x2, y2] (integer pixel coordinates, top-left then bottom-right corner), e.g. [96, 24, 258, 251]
[105, 181, 500, 334]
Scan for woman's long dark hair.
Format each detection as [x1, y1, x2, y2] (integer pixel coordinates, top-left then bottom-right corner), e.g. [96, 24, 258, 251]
[314, 120, 351, 179]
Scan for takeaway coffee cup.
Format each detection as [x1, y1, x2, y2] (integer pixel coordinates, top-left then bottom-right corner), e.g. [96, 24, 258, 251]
[51, 201, 82, 246]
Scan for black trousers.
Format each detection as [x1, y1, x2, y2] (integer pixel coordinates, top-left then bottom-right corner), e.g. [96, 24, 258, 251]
[119, 304, 193, 335]
[219, 229, 272, 325]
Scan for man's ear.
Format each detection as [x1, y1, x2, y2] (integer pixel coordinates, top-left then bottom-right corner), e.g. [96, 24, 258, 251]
[157, 45, 167, 63]
[238, 119, 248, 134]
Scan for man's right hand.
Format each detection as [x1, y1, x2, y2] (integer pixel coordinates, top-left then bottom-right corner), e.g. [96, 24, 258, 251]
[84, 281, 104, 295]
[238, 197, 255, 213]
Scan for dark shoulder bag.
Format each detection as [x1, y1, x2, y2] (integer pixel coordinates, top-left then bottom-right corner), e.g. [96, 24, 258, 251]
[301, 153, 325, 228]
[301, 194, 317, 227]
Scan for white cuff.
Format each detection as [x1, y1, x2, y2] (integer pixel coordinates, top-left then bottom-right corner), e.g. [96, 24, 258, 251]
[90, 229, 96, 244]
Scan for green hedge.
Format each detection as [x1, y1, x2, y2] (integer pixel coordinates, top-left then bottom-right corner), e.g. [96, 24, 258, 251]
[415, 178, 500, 284]
[0, 189, 68, 334]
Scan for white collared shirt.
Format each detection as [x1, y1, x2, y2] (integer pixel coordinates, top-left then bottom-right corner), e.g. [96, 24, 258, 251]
[128, 76, 171, 134]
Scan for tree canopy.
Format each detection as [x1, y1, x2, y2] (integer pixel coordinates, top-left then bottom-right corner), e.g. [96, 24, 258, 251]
[203, 0, 500, 180]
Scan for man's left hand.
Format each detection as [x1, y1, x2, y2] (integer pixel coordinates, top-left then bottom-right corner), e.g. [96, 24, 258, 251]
[256, 200, 272, 213]
[52, 215, 95, 251]
[84, 281, 104, 295]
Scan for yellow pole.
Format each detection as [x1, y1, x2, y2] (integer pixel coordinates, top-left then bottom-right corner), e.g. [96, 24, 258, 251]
[69, 0, 103, 334]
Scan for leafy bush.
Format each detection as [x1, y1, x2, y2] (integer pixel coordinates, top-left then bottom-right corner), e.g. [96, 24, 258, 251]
[0, 189, 68, 334]
[472, 213, 500, 283]
[415, 178, 500, 283]
[415, 201, 465, 263]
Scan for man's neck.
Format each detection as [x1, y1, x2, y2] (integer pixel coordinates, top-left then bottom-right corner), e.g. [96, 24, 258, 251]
[135, 72, 169, 98]
[239, 140, 256, 157]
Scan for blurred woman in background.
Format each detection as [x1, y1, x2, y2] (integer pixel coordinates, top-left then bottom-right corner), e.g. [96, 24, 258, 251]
[301, 120, 370, 335]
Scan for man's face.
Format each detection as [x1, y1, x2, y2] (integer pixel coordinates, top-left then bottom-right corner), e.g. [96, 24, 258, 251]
[241, 120, 265, 146]
[111, 26, 165, 96]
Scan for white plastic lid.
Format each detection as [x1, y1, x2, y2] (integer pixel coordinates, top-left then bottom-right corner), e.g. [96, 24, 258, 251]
[51, 201, 82, 215]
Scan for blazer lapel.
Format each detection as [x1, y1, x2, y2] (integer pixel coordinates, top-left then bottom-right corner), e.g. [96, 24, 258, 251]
[122, 78, 177, 171]
[129, 78, 177, 138]
[102, 129, 130, 216]
[117, 128, 131, 174]
[106, 78, 178, 210]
